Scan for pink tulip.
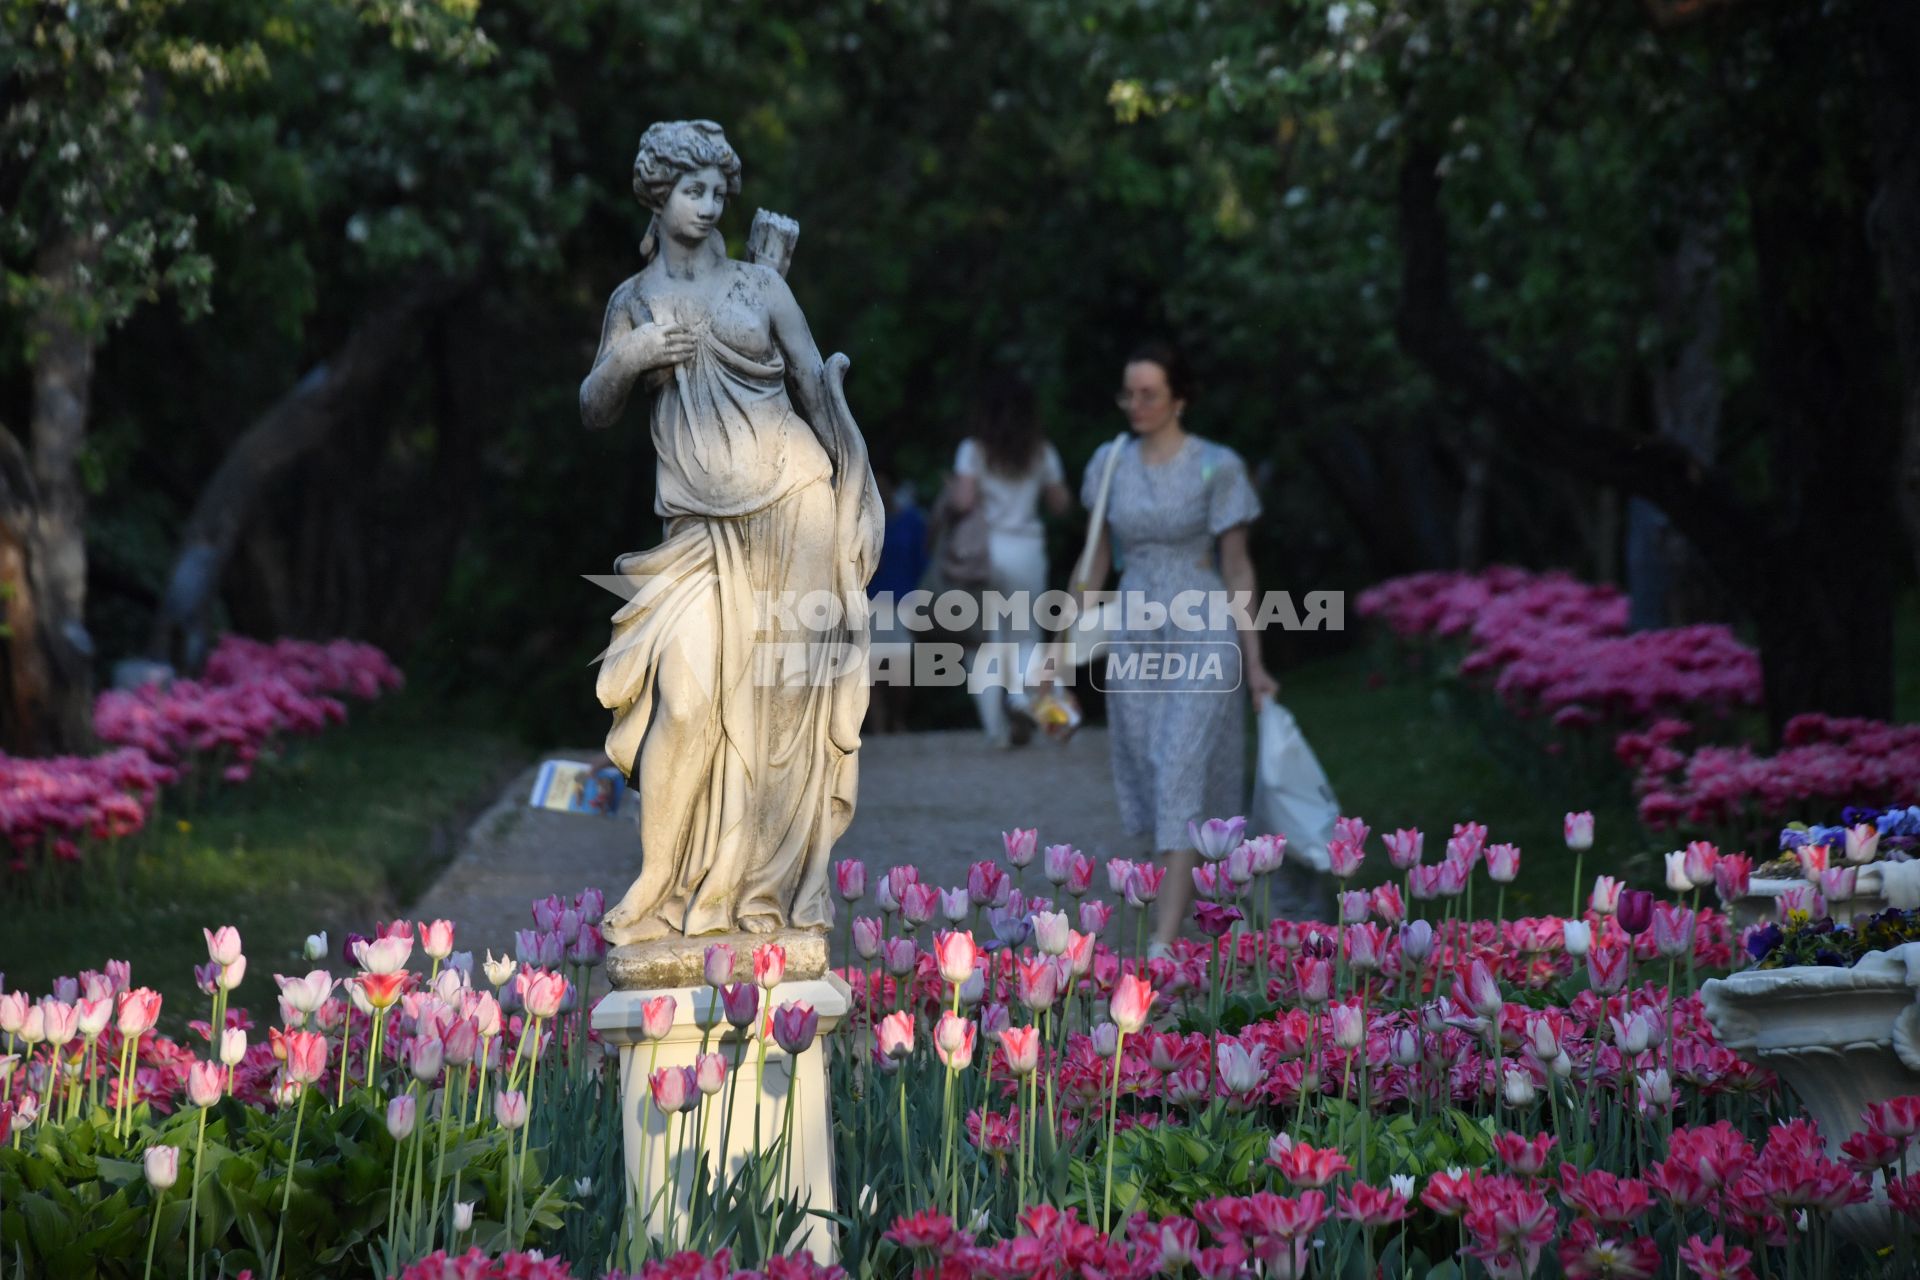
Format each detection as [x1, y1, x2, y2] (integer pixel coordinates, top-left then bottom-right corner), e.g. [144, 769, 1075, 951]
[702, 943, 736, 988]
[1485, 843, 1521, 884]
[188, 1061, 228, 1108]
[851, 917, 883, 960]
[900, 882, 939, 924]
[1109, 973, 1156, 1034]
[875, 1010, 914, 1059]
[997, 1025, 1040, 1075]
[144, 1144, 180, 1191]
[1125, 864, 1166, 907]
[1384, 827, 1425, 869]
[933, 930, 979, 986]
[1591, 876, 1623, 915]
[1002, 828, 1039, 868]
[1064, 853, 1095, 897]
[881, 937, 917, 978]
[1217, 1040, 1267, 1094]
[36, 999, 76, 1049]
[640, 995, 676, 1041]
[517, 969, 567, 1019]
[1452, 960, 1502, 1020]
[409, 1033, 445, 1082]
[0, 992, 26, 1036]
[1063, 930, 1096, 977]
[282, 1028, 327, 1085]
[967, 860, 1008, 907]
[1189, 817, 1247, 861]
[771, 1002, 819, 1054]
[1370, 882, 1407, 924]
[1328, 1002, 1365, 1050]
[695, 1052, 727, 1095]
[752, 943, 787, 990]
[418, 920, 455, 960]
[204, 926, 243, 967]
[938, 888, 969, 923]
[387, 1093, 417, 1140]
[220, 1028, 247, 1066]
[216, 956, 247, 992]
[1339, 890, 1370, 924]
[1295, 957, 1333, 1004]
[1327, 838, 1365, 879]
[1078, 900, 1113, 936]
[74, 995, 111, 1039]
[1042, 844, 1076, 885]
[1564, 812, 1595, 850]
[933, 1011, 976, 1069]
[117, 987, 162, 1038]
[1587, 943, 1629, 994]
[494, 1089, 528, 1130]
[1845, 823, 1881, 864]
[274, 971, 335, 1015]
[354, 935, 412, 975]
[443, 1016, 480, 1066]
[720, 982, 758, 1029]
[835, 859, 867, 901]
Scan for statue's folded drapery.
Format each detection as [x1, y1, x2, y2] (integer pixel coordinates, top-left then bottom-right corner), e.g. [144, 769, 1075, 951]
[595, 325, 877, 943]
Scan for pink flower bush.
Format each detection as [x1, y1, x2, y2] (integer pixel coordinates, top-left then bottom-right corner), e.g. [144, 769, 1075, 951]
[2, 634, 401, 880]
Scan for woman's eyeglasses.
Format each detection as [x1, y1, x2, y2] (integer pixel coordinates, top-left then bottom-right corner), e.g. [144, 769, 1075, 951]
[1115, 389, 1167, 409]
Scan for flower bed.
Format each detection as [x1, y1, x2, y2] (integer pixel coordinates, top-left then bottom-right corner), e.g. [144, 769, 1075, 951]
[14, 811, 1920, 1276]
[1358, 566, 1920, 844]
[1, 635, 403, 884]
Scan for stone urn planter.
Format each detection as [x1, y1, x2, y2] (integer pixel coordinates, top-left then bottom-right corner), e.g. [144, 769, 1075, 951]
[1727, 867, 1893, 929]
[1701, 942, 1920, 1247]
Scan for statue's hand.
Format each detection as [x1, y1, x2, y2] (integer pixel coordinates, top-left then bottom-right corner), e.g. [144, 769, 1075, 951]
[622, 322, 696, 372]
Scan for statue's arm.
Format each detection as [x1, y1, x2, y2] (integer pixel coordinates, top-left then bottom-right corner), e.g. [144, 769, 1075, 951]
[580, 280, 644, 431]
[763, 267, 833, 427]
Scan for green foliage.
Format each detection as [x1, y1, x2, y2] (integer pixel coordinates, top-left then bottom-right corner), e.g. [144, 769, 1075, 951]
[1079, 1105, 1270, 1221]
[0, 1086, 572, 1278]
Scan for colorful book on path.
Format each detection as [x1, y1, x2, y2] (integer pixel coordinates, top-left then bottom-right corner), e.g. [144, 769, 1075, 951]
[529, 760, 627, 816]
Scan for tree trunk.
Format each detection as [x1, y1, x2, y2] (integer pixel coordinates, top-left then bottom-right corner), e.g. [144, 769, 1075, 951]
[1632, 220, 1725, 629]
[2, 238, 102, 754]
[149, 281, 452, 670]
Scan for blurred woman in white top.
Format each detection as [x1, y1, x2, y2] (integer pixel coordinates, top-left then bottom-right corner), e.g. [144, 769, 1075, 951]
[950, 374, 1070, 747]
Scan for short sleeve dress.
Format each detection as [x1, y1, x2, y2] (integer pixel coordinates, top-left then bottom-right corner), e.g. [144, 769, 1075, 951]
[1081, 434, 1262, 852]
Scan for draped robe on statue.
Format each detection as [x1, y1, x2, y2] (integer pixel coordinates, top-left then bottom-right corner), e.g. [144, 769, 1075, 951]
[595, 294, 881, 944]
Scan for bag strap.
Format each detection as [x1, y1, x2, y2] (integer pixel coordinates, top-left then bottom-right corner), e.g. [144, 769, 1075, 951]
[1072, 433, 1131, 591]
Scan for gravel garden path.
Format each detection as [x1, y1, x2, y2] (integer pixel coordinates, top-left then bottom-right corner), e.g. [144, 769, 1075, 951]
[409, 728, 1136, 974]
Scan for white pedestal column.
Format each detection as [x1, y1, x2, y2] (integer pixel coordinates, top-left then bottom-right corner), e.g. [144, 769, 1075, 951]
[592, 974, 850, 1262]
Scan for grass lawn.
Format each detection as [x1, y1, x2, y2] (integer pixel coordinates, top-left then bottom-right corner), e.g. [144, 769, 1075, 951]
[1280, 644, 1648, 918]
[0, 699, 528, 1033]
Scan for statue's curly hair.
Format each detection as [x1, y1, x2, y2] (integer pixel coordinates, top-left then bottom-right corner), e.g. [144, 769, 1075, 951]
[631, 120, 742, 211]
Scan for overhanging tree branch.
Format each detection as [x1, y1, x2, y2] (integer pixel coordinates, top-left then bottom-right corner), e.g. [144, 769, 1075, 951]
[1392, 139, 1770, 603]
[149, 277, 460, 668]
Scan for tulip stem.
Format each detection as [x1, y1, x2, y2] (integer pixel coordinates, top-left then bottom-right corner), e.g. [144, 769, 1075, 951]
[335, 1007, 353, 1108]
[366, 1009, 387, 1093]
[187, 1105, 209, 1277]
[428, 1085, 452, 1247]
[384, 1126, 401, 1256]
[268, 1086, 307, 1280]
[143, 1182, 168, 1280]
[1101, 1028, 1126, 1236]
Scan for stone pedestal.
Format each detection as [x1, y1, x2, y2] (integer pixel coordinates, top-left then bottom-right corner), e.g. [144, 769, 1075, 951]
[592, 974, 850, 1261]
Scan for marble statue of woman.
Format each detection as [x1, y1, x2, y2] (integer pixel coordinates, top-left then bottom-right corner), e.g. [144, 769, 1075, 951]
[580, 120, 883, 947]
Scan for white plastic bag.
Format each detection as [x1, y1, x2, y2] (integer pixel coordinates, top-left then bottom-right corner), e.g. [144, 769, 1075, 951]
[1251, 701, 1339, 873]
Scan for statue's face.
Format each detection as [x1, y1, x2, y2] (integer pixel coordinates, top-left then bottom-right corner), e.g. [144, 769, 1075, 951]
[662, 165, 727, 245]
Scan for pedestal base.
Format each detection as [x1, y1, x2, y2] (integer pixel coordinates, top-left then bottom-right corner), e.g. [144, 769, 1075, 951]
[592, 975, 850, 1262]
